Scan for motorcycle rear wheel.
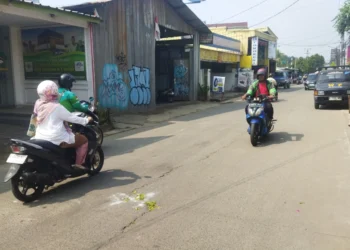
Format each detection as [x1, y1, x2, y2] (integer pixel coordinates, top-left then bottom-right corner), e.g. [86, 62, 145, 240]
[250, 123, 259, 147]
[11, 166, 44, 203]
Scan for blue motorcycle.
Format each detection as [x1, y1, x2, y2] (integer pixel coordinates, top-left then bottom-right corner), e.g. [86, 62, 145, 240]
[246, 95, 275, 146]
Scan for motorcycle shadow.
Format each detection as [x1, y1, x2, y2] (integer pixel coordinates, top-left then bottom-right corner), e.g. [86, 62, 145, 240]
[24, 169, 141, 206]
[258, 132, 304, 147]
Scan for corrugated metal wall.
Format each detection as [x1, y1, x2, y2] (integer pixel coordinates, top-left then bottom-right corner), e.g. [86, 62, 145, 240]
[92, 0, 195, 113]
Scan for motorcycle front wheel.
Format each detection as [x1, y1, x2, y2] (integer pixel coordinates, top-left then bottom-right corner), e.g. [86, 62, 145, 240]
[93, 126, 104, 145]
[11, 166, 44, 203]
[88, 147, 104, 176]
[250, 123, 259, 146]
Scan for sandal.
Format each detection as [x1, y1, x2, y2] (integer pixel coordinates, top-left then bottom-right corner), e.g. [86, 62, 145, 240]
[72, 164, 88, 170]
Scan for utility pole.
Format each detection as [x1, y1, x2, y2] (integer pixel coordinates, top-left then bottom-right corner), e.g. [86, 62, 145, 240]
[341, 37, 345, 66]
[305, 48, 310, 58]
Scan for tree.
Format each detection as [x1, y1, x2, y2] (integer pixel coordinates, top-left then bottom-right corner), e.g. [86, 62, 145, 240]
[276, 49, 291, 67]
[277, 49, 325, 73]
[334, 0, 350, 37]
[308, 54, 325, 72]
[296, 57, 309, 73]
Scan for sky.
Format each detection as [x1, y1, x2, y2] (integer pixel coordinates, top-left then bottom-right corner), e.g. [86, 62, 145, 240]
[187, 0, 345, 62]
[39, 0, 346, 62]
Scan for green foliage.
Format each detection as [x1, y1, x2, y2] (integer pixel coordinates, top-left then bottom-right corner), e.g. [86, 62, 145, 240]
[334, 0, 350, 37]
[295, 54, 325, 73]
[278, 48, 325, 73]
[276, 49, 291, 67]
[198, 82, 209, 100]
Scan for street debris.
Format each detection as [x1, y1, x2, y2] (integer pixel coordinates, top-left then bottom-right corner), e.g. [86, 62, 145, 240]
[109, 191, 158, 212]
[145, 201, 159, 211]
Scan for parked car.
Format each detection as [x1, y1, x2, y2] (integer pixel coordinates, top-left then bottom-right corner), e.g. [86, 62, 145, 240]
[305, 73, 318, 90]
[274, 71, 291, 89]
[314, 70, 350, 109]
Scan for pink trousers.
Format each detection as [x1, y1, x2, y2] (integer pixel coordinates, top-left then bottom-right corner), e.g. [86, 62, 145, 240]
[76, 142, 88, 165]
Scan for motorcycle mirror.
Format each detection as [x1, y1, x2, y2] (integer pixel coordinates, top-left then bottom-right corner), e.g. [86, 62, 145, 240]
[89, 97, 94, 102]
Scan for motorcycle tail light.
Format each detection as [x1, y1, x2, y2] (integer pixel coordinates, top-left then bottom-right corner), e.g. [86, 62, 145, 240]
[10, 145, 26, 153]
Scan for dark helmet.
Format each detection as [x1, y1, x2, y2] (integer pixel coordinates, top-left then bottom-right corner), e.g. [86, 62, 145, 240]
[58, 73, 75, 90]
[257, 68, 267, 76]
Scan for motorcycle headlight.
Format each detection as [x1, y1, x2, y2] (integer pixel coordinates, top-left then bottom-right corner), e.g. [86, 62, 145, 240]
[255, 107, 263, 116]
[248, 107, 254, 116]
[248, 107, 263, 116]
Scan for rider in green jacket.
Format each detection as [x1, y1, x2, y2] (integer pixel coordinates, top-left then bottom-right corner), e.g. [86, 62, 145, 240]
[241, 68, 276, 119]
[58, 73, 89, 113]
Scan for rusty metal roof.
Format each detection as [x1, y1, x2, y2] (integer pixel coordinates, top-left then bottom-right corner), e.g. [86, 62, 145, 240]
[65, 0, 211, 34]
[165, 0, 211, 34]
[14, 0, 102, 20]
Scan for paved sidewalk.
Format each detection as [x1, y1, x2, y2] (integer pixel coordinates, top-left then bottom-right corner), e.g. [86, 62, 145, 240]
[110, 94, 242, 132]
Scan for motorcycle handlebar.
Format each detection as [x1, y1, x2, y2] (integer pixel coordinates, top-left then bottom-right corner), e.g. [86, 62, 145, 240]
[246, 95, 271, 103]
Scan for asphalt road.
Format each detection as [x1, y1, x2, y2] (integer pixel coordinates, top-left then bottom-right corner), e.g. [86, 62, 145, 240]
[1, 85, 350, 250]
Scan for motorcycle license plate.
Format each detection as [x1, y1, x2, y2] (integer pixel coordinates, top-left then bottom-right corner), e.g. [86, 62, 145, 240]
[6, 154, 28, 164]
[329, 96, 342, 101]
[249, 103, 263, 108]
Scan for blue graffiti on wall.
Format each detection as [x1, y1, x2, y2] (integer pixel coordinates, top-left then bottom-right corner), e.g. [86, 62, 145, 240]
[98, 64, 129, 109]
[129, 66, 151, 106]
[174, 63, 189, 96]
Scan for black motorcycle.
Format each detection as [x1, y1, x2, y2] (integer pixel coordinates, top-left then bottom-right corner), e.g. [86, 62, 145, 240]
[157, 89, 175, 103]
[73, 97, 103, 145]
[4, 119, 104, 203]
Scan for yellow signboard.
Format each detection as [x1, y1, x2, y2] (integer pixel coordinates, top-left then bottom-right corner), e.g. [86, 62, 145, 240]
[200, 49, 239, 63]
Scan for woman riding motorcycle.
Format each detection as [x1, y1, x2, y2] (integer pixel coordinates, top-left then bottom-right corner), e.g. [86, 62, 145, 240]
[32, 80, 92, 169]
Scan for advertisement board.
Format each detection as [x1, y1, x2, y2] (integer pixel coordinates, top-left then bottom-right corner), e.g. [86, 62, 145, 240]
[212, 76, 225, 93]
[238, 70, 254, 89]
[22, 26, 86, 80]
[251, 37, 259, 66]
[268, 41, 277, 59]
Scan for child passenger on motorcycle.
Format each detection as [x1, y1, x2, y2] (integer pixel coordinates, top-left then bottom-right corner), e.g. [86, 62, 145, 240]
[32, 80, 92, 170]
[241, 68, 276, 119]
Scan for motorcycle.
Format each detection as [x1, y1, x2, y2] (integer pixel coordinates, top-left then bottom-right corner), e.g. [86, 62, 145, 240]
[157, 89, 175, 103]
[246, 95, 276, 146]
[4, 119, 104, 202]
[71, 97, 104, 146]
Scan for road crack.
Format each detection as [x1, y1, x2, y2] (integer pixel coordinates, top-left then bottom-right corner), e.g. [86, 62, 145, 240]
[121, 212, 147, 233]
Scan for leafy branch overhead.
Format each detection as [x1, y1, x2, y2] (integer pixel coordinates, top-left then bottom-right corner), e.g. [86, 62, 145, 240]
[334, 0, 350, 37]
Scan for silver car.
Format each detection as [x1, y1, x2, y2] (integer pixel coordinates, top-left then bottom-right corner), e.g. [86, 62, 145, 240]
[305, 73, 318, 90]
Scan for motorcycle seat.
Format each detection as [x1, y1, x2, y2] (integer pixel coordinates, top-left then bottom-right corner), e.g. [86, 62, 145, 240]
[11, 139, 43, 150]
[30, 139, 65, 155]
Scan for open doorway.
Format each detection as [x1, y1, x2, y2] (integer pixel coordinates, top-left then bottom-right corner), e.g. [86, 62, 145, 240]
[155, 26, 192, 104]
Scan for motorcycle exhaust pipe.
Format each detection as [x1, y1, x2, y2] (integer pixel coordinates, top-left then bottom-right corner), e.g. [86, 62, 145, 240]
[22, 172, 54, 186]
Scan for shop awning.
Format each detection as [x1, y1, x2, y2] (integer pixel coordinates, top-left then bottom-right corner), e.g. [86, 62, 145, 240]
[200, 45, 241, 63]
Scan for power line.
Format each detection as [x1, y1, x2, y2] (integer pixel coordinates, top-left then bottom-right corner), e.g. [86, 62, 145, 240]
[279, 41, 341, 47]
[280, 34, 340, 45]
[218, 0, 269, 23]
[250, 0, 300, 28]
